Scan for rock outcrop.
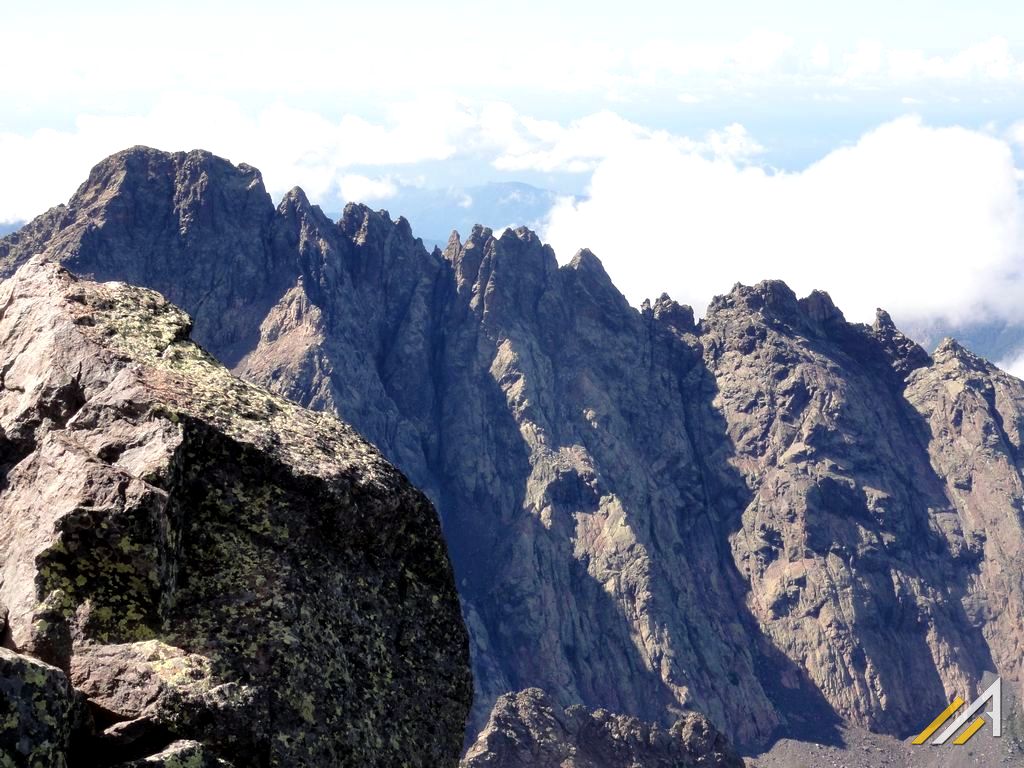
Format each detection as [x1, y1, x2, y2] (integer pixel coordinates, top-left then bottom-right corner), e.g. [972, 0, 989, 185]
[0, 648, 79, 767]
[6, 146, 1024, 761]
[461, 688, 744, 767]
[0, 258, 471, 766]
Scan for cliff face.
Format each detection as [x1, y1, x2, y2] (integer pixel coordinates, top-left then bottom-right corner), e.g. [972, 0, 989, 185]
[5, 146, 1024, 757]
[699, 285, 1008, 735]
[0, 258, 471, 766]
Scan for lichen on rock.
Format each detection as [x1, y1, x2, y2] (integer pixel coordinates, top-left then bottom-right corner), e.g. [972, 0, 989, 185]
[0, 648, 76, 768]
[0, 258, 471, 766]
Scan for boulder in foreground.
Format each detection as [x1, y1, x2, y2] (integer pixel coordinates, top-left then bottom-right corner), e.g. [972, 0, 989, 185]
[0, 258, 472, 766]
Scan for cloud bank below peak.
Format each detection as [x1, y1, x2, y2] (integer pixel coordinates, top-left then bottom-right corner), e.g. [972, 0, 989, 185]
[542, 116, 1024, 328]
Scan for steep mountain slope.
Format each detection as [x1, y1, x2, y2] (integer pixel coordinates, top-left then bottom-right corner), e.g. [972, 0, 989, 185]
[0, 257, 471, 766]
[5, 146, 1024, 757]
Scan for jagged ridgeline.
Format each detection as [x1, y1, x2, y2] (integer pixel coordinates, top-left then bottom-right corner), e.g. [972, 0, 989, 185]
[4, 147, 1024, 765]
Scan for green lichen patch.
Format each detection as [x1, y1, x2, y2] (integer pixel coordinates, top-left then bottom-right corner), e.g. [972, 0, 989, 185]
[154, 428, 472, 765]
[66, 276, 382, 485]
[34, 480, 179, 646]
[2, 263, 471, 766]
[0, 649, 73, 768]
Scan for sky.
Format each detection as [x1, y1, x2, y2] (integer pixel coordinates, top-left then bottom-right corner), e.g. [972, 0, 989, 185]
[3, 1, 1024, 355]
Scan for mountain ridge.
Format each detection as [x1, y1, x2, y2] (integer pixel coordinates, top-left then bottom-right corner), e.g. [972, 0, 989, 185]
[5, 146, 1024, 760]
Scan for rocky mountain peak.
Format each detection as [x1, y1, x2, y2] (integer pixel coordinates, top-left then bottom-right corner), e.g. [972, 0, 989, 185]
[0, 147, 282, 366]
[277, 186, 335, 238]
[78, 146, 269, 215]
[797, 288, 845, 326]
[870, 307, 932, 379]
[443, 229, 463, 258]
[566, 247, 602, 272]
[645, 292, 697, 334]
[564, 247, 615, 288]
[339, 202, 395, 245]
[494, 225, 558, 272]
[873, 307, 896, 330]
[440, 224, 561, 320]
[560, 248, 630, 315]
[740, 278, 800, 311]
[445, 225, 490, 295]
[934, 335, 978, 362]
[395, 214, 414, 238]
[706, 279, 808, 332]
[923, 337, 1003, 387]
[466, 223, 494, 245]
[498, 224, 542, 247]
[281, 184, 313, 209]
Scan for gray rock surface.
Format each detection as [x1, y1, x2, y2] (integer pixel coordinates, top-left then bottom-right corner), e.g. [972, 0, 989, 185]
[461, 688, 744, 767]
[6, 147, 1024, 765]
[700, 281, 996, 736]
[0, 258, 471, 766]
[0, 647, 77, 767]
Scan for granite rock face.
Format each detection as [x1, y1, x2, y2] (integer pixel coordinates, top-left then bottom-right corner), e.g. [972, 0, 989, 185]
[461, 688, 744, 768]
[699, 282, 999, 736]
[0, 258, 471, 766]
[0, 648, 78, 767]
[6, 146, 1024, 758]
[904, 339, 1024, 690]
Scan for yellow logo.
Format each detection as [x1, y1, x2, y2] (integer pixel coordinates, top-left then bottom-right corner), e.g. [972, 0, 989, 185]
[912, 678, 1001, 746]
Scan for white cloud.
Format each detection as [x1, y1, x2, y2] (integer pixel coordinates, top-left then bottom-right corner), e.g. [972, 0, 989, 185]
[3, 5, 1022, 127]
[0, 94, 490, 223]
[706, 124, 764, 162]
[1009, 121, 1024, 147]
[491, 113, 763, 174]
[338, 174, 398, 203]
[542, 116, 1024, 326]
[888, 37, 1017, 82]
[492, 111, 687, 173]
[812, 92, 853, 103]
[837, 37, 1024, 86]
[998, 350, 1024, 379]
[843, 39, 885, 80]
[626, 31, 795, 83]
[0, 8, 632, 105]
[810, 42, 831, 70]
[733, 31, 796, 73]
